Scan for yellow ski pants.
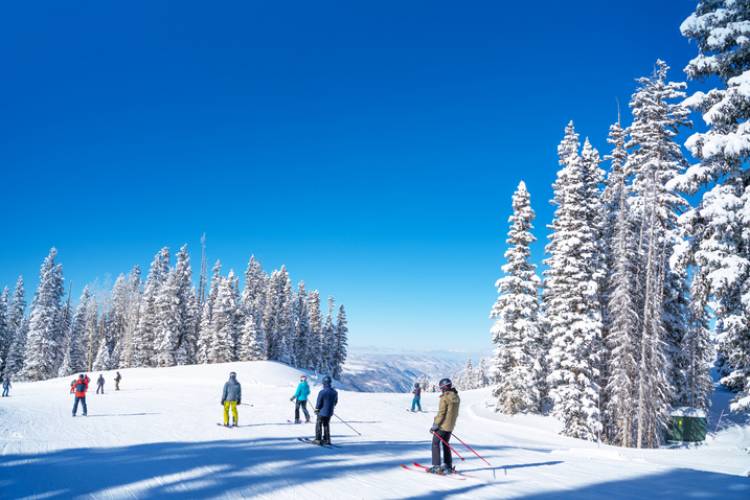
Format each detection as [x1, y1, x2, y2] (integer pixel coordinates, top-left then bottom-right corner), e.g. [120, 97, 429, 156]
[223, 401, 238, 425]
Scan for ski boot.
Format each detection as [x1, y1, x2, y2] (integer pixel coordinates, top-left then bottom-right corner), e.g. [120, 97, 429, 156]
[294, 419, 301, 424]
[426, 465, 444, 475]
[310, 439, 324, 445]
[441, 464, 456, 475]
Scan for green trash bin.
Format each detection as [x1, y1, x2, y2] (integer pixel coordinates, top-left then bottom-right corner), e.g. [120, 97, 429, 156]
[668, 407, 707, 442]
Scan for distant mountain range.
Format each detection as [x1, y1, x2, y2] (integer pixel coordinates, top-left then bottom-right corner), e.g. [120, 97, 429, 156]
[340, 346, 490, 393]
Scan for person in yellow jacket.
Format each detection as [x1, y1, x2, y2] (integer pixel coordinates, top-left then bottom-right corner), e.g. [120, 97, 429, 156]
[428, 378, 460, 474]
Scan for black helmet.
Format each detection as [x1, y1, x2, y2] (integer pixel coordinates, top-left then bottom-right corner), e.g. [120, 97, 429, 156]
[414, 382, 420, 388]
[322, 375, 332, 386]
[438, 378, 452, 390]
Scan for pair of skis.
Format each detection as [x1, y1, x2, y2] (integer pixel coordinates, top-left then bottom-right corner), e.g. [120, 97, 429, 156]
[401, 462, 466, 480]
[297, 437, 341, 448]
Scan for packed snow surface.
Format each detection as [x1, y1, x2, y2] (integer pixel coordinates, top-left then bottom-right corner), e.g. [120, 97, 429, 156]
[1, 361, 748, 499]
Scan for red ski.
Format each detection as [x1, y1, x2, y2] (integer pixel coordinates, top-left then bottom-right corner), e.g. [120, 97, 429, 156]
[400, 463, 466, 480]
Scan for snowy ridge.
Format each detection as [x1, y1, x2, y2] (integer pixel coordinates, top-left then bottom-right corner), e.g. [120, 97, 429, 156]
[1, 361, 748, 499]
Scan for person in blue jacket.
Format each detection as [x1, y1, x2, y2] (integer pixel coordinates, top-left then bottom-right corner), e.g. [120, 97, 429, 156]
[290, 375, 311, 423]
[411, 382, 422, 412]
[313, 375, 338, 445]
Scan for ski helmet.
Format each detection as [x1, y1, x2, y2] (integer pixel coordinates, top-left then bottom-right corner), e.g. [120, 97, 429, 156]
[229, 371, 237, 378]
[438, 378, 452, 390]
[300, 375, 307, 380]
[322, 375, 332, 386]
[414, 382, 420, 388]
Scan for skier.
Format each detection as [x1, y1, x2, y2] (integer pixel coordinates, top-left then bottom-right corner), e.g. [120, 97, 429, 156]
[428, 378, 460, 474]
[221, 371, 241, 427]
[290, 375, 311, 423]
[411, 382, 422, 412]
[312, 375, 338, 445]
[2, 376, 11, 397]
[96, 374, 105, 394]
[71, 373, 89, 417]
[115, 371, 122, 391]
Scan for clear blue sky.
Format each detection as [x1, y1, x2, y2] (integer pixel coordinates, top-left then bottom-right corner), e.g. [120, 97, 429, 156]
[0, 1, 699, 351]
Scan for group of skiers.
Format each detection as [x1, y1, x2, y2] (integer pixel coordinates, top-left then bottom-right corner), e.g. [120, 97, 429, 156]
[68, 371, 123, 416]
[220, 371, 459, 472]
[220, 372, 340, 446]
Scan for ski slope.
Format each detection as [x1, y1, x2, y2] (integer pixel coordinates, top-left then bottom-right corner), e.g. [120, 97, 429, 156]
[0, 361, 748, 499]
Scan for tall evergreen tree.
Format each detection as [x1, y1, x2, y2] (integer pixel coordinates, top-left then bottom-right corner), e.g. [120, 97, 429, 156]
[543, 124, 605, 441]
[242, 256, 268, 338]
[308, 290, 323, 372]
[604, 179, 640, 447]
[238, 313, 266, 361]
[197, 260, 222, 364]
[292, 282, 311, 368]
[321, 296, 336, 376]
[4, 276, 27, 378]
[59, 287, 92, 376]
[208, 274, 239, 363]
[120, 265, 142, 368]
[132, 248, 169, 367]
[333, 304, 349, 380]
[0, 287, 9, 376]
[20, 248, 66, 381]
[490, 181, 543, 414]
[627, 60, 691, 446]
[678, 0, 750, 412]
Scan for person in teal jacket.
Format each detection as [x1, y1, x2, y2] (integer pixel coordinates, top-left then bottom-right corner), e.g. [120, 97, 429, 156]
[290, 375, 311, 423]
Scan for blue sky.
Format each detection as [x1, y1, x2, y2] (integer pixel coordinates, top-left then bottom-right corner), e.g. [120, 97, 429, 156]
[0, 1, 701, 351]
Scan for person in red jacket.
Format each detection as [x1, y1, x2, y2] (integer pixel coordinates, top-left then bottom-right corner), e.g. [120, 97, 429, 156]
[71, 374, 89, 417]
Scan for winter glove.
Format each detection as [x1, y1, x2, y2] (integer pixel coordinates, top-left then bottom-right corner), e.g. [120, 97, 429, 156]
[290, 397, 295, 402]
[314, 408, 320, 415]
[238, 400, 241, 405]
[430, 424, 439, 433]
[221, 400, 225, 406]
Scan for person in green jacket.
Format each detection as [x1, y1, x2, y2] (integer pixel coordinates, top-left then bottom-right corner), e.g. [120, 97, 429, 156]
[290, 375, 311, 423]
[428, 378, 460, 475]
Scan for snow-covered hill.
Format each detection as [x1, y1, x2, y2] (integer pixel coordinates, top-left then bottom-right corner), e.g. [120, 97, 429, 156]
[1, 361, 748, 499]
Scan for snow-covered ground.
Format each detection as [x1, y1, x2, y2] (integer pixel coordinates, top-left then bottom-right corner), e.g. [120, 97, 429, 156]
[1, 361, 748, 499]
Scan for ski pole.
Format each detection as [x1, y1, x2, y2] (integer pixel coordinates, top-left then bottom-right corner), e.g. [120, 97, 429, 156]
[333, 413, 362, 436]
[431, 431, 465, 461]
[451, 433, 492, 466]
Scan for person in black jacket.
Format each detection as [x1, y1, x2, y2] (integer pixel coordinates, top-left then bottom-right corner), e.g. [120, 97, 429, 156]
[313, 375, 338, 445]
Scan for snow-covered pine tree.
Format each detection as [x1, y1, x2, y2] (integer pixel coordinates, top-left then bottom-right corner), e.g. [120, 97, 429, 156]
[238, 313, 266, 361]
[119, 265, 142, 368]
[154, 245, 199, 366]
[20, 248, 66, 381]
[262, 267, 293, 364]
[59, 287, 92, 377]
[154, 269, 181, 367]
[308, 290, 323, 372]
[242, 255, 268, 340]
[321, 296, 336, 376]
[84, 296, 99, 372]
[132, 248, 169, 367]
[678, 1, 750, 413]
[543, 124, 605, 440]
[603, 175, 640, 447]
[177, 245, 199, 364]
[197, 260, 222, 364]
[0, 287, 9, 376]
[684, 267, 714, 411]
[208, 274, 239, 363]
[107, 275, 129, 369]
[292, 282, 311, 368]
[3, 276, 27, 378]
[332, 304, 348, 380]
[490, 180, 543, 414]
[92, 314, 113, 371]
[626, 60, 691, 446]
